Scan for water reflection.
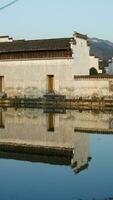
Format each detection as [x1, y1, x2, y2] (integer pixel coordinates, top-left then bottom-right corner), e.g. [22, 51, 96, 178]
[0, 108, 5, 128]
[0, 108, 113, 175]
[0, 108, 113, 199]
[0, 108, 91, 174]
[47, 113, 55, 132]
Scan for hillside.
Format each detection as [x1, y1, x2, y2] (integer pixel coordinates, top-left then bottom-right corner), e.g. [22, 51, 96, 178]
[89, 38, 113, 60]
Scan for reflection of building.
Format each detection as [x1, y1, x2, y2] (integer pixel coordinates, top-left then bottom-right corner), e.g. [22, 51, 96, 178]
[74, 110, 113, 134]
[0, 108, 91, 174]
[47, 113, 55, 132]
[0, 108, 5, 128]
[71, 132, 91, 174]
[0, 109, 113, 172]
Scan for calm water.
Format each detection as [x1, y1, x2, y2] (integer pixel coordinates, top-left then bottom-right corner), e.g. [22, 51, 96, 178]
[0, 108, 113, 200]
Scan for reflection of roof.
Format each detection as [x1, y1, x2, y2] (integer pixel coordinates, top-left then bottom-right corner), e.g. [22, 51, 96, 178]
[71, 157, 91, 174]
[74, 127, 113, 134]
[0, 142, 72, 157]
[0, 142, 91, 174]
[0, 38, 72, 53]
[74, 32, 88, 40]
[75, 163, 89, 174]
[0, 151, 71, 166]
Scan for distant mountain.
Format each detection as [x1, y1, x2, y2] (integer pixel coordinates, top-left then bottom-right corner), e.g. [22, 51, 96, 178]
[89, 38, 113, 60]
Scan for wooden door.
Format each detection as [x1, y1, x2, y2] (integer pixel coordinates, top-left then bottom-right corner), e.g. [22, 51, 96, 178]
[48, 75, 54, 93]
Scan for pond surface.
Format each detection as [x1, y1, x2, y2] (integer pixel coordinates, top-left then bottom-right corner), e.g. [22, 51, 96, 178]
[0, 108, 113, 200]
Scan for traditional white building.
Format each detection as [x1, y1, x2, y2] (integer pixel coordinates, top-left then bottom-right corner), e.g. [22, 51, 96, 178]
[0, 32, 113, 99]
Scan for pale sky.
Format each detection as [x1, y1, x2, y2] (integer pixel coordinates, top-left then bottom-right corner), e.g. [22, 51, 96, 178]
[0, 0, 113, 41]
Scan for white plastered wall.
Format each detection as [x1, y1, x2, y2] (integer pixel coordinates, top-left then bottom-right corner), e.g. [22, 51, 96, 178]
[0, 58, 73, 97]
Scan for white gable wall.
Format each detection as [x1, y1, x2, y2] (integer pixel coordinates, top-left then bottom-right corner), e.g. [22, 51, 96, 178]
[71, 36, 90, 75]
[89, 56, 101, 73]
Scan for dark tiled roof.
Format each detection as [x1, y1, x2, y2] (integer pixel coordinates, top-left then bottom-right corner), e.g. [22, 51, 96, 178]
[0, 35, 9, 38]
[74, 32, 88, 40]
[0, 38, 72, 53]
[74, 75, 113, 79]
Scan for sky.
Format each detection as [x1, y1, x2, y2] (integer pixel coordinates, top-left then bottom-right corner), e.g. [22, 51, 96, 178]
[0, 0, 113, 41]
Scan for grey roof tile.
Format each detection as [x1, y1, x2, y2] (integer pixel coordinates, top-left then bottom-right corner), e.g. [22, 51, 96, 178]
[0, 38, 72, 53]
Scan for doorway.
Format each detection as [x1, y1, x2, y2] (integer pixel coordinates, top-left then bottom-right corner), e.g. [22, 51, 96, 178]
[48, 75, 54, 94]
[89, 67, 98, 75]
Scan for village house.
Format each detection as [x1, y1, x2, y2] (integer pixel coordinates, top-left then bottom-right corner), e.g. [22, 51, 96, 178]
[0, 32, 113, 99]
